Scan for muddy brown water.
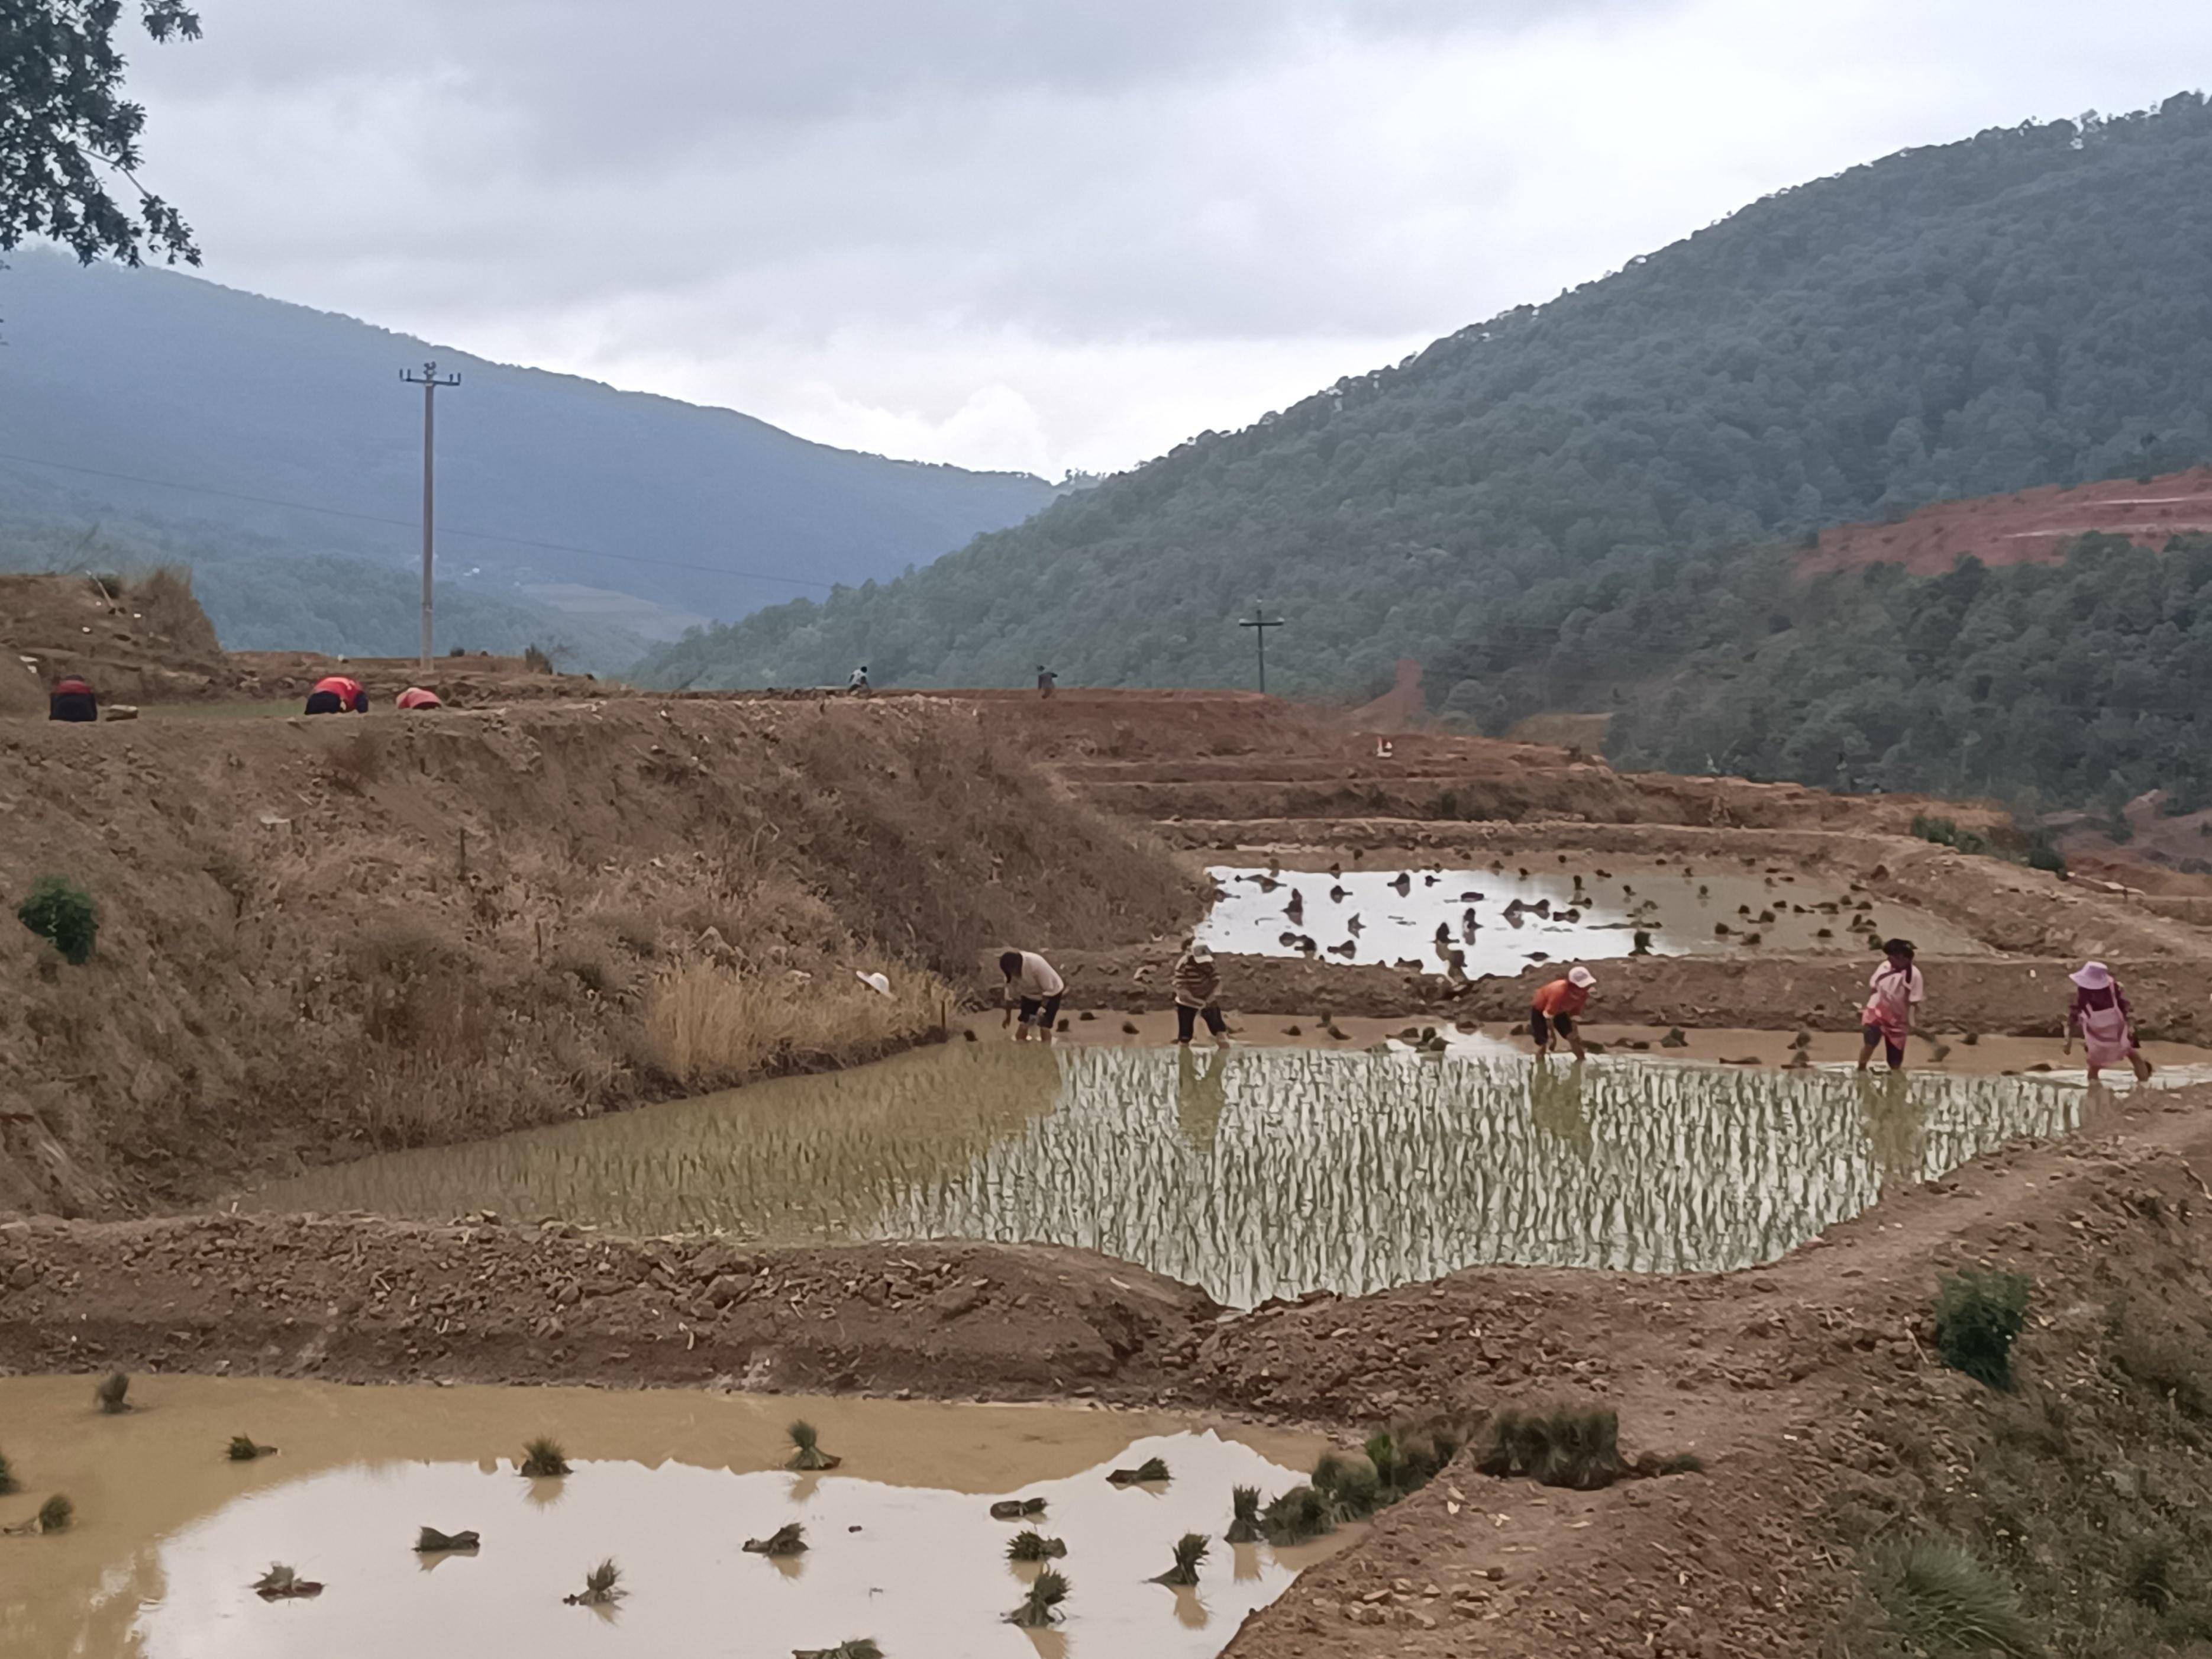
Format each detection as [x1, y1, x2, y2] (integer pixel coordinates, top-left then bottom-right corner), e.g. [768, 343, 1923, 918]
[1197, 860, 1985, 973]
[0, 1376, 1336, 1659]
[241, 1045, 2097, 1306]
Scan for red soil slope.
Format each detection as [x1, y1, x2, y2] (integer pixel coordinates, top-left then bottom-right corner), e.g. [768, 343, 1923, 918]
[1801, 464, 2212, 576]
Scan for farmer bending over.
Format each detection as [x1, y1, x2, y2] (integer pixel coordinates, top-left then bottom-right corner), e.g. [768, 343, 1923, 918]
[1856, 938, 1922, 1072]
[2064, 960, 2152, 1084]
[999, 949, 1064, 1043]
[1530, 966, 1596, 1061]
[1171, 940, 1231, 1048]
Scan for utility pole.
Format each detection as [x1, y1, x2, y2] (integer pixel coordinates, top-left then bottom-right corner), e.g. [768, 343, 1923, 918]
[1239, 603, 1284, 693]
[400, 360, 462, 672]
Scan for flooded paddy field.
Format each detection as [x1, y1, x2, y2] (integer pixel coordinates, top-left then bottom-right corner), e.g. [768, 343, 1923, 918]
[0, 1375, 1334, 1659]
[1197, 860, 1986, 972]
[243, 1045, 2092, 1307]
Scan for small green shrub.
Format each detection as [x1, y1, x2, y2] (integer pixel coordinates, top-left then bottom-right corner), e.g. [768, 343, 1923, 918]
[1873, 1537, 2036, 1655]
[18, 877, 98, 964]
[1934, 1270, 2032, 1390]
[1913, 814, 1961, 847]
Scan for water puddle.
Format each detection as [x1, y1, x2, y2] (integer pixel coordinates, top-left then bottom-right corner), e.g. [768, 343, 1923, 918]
[1196, 860, 1985, 970]
[0, 1376, 1335, 1659]
[241, 1045, 2086, 1306]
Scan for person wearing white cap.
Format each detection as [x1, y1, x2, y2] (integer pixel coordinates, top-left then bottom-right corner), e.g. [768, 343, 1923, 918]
[1171, 938, 1231, 1047]
[2064, 960, 2152, 1083]
[1529, 964, 1598, 1061]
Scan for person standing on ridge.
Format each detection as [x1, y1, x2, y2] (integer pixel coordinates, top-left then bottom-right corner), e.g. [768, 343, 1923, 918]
[1856, 938, 1923, 1072]
[1529, 966, 1596, 1061]
[999, 948, 1064, 1043]
[1036, 665, 1057, 699]
[2064, 960, 2153, 1083]
[1171, 940, 1231, 1048]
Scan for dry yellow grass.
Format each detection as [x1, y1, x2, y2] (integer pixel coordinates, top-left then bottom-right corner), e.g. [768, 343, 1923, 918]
[646, 959, 950, 1087]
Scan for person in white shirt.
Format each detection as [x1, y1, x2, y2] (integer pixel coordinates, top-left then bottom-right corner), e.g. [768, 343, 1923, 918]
[998, 949, 1065, 1042]
[846, 664, 871, 695]
[1856, 938, 1924, 1071]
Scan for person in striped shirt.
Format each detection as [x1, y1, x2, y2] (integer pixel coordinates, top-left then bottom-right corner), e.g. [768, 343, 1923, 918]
[1172, 940, 1231, 1048]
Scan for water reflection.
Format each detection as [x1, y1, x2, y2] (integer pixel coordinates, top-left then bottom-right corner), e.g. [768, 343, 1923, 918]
[246, 1046, 2082, 1307]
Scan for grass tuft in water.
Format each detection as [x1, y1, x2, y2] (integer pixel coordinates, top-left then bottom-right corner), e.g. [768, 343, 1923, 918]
[1107, 1454, 1170, 1486]
[1224, 1485, 1264, 1544]
[519, 1437, 572, 1478]
[793, 1641, 883, 1659]
[564, 1558, 624, 1606]
[415, 1526, 480, 1553]
[1151, 1531, 1210, 1586]
[1934, 1269, 2032, 1390]
[787, 1419, 842, 1470]
[227, 1435, 276, 1461]
[1006, 1568, 1070, 1626]
[1872, 1537, 2035, 1655]
[1476, 1406, 1629, 1490]
[93, 1373, 130, 1414]
[0, 1450, 15, 1497]
[252, 1563, 324, 1598]
[1006, 1529, 1066, 1561]
[1260, 1484, 1336, 1545]
[744, 1522, 809, 1555]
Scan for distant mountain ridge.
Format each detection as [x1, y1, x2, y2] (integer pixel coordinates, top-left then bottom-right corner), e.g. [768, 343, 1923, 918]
[633, 92, 2212, 696]
[0, 252, 1054, 667]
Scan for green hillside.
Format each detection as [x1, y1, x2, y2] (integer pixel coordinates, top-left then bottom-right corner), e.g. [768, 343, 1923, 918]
[637, 94, 2212, 728]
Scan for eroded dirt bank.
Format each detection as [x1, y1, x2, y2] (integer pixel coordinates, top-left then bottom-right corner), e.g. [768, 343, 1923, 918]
[0, 698, 1196, 1215]
[7, 1090, 2211, 1656]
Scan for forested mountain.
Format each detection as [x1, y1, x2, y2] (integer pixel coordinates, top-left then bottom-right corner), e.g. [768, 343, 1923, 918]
[0, 253, 1052, 667]
[637, 93, 2212, 724]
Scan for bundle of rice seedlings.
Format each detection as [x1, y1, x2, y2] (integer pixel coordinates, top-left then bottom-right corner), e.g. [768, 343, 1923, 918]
[0, 1450, 16, 1497]
[37, 1495, 71, 1534]
[93, 1373, 130, 1415]
[1006, 1568, 1070, 1626]
[519, 1437, 572, 1478]
[787, 1421, 841, 1471]
[1150, 1532, 1210, 1586]
[1260, 1484, 1335, 1546]
[1312, 1451, 1383, 1520]
[1107, 1455, 1170, 1486]
[744, 1522, 809, 1556]
[228, 1436, 276, 1462]
[563, 1558, 624, 1606]
[1363, 1432, 1403, 1495]
[415, 1526, 481, 1553]
[793, 1641, 882, 1659]
[989, 1496, 1047, 1520]
[1223, 1486, 1264, 1544]
[1475, 1407, 1628, 1491]
[1006, 1529, 1066, 1561]
[251, 1563, 325, 1599]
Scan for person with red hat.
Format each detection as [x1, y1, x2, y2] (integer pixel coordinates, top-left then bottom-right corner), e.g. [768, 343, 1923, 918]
[305, 674, 367, 715]
[47, 676, 97, 722]
[2064, 960, 2152, 1083]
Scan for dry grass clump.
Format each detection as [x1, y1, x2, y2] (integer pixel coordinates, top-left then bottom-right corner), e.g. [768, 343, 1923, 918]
[645, 960, 947, 1087]
[322, 731, 383, 795]
[134, 564, 223, 658]
[1872, 1537, 2036, 1655]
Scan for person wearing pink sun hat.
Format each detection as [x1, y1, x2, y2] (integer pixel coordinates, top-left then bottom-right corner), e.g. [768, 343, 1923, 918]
[2064, 960, 2152, 1083]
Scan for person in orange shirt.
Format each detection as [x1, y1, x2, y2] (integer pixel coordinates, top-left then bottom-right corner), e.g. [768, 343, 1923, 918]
[1529, 965, 1597, 1061]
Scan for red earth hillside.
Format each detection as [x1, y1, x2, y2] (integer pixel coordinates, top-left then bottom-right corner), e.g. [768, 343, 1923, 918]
[1800, 464, 2212, 576]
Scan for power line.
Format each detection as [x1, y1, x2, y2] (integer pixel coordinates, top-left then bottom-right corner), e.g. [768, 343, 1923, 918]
[0, 447, 841, 592]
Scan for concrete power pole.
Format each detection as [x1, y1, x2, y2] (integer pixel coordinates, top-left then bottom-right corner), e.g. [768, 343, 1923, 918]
[1239, 603, 1284, 693]
[400, 360, 462, 672]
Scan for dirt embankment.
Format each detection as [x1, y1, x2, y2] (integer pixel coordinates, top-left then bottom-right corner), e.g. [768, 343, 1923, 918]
[9, 1093, 2212, 1656]
[0, 698, 1197, 1216]
[0, 569, 233, 714]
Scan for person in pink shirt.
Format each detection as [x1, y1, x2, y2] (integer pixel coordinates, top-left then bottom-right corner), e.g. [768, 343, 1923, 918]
[2064, 960, 2152, 1083]
[1856, 938, 1923, 1072]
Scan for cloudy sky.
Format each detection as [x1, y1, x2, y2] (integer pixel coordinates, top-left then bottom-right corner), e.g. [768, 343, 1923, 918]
[124, 1, 2212, 480]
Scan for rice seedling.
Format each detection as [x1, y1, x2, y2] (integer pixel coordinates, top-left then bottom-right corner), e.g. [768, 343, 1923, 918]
[228, 1436, 277, 1461]
[1871, 1537, 2035, 1656]
[1006, 1568, 1070, 1626]
[4, 1493, 73, 1536]
[787, 1421, 842, 1470]
[1311, 1451, 1383, 1520]
[1107, 1455, 1170, 1486]
[251, 1563, 325, 1599]
[1223, 1485, 1264, 1544]
[1150, 1532, 1210, 1586]
[1934, 1269, 2032, 1390]
[519, 1437, 572, 1477]
[563, 1558, 624, 1606]
[793, 1641, 883, 1659]
[0, 1450, 16, 1496]
[744, 1522, 809, 1555]
[93, 1372, 130, 1414]
[1475, 1406, 1629, 1490]
[1006, 1529, 1066, 1561]
[415, 1526, 480, 1553]
[989, 1496, 1047, 1520]
[1260, 1484, 1335, 1545]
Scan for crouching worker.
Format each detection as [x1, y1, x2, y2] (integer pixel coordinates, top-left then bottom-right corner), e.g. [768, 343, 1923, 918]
[999, 949, 1064, 1043]
[1172, 940, 1231, 1048]
[48, 676, 97, 722]
[305, 674, 368, 715]
[1530, 965, 1596, 1061]
[2065, 960, 2153, 1083]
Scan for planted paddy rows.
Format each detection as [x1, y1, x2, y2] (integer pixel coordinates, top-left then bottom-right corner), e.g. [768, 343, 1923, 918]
[246, 1046, 2082, 1307]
